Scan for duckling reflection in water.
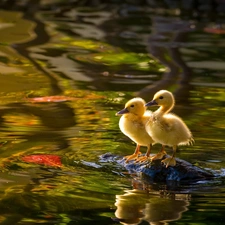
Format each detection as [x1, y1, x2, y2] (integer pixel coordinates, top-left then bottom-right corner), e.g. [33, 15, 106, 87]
[114, 189, 190, 225]
[116, 98, 154, 162]
[145, 90, 194, 168]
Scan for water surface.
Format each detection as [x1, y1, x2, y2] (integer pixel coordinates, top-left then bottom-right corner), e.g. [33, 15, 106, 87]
[0, 1, 225, 224]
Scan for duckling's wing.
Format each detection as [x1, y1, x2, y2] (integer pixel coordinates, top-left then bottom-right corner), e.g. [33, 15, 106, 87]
[163, 114, 185, 131]
[164, 113, 193, 144]
[160, 114, 175, 131]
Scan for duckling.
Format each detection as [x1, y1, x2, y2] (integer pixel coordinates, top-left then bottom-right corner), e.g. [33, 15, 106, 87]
[145, 90, 193, 168]
[116, 98, 154, 162]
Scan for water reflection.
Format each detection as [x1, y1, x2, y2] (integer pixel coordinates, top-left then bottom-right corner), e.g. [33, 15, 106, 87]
[114, 188, 190, 225]
[0, 101, 76, 129]
[137, 17, 194, 104]
[0, 1, 224, 225]
[0, 168, 117, 225]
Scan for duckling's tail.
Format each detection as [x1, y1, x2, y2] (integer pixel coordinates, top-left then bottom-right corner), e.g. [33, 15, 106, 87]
[189, 137, 195, 145]
[185, 137, 194, 146]
[179, 137, 194, 146]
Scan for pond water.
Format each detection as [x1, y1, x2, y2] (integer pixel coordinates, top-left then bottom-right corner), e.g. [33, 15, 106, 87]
[0, 1, 225, 224]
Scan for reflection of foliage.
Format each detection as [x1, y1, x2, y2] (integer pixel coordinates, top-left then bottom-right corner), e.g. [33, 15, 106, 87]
[0, 165, 121, 224]
[63, 38, 117, 53]
[0, 189, 98, 224]
[0, 3, 224, 225]
[72, 52, 160, 71]
[57, 37, 165, 72]
[3, 114, 41, 130]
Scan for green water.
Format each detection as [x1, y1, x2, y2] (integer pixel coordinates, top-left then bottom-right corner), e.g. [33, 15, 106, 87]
[0, 1, 225, 224]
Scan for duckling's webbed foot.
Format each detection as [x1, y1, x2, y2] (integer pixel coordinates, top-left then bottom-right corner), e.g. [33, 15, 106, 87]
[151, 150, 167, 161]
[161, 157, 176, 168]
[124, 153, 141, 162]
[135, 155, 150, 163]
[135, 144, 152, 163]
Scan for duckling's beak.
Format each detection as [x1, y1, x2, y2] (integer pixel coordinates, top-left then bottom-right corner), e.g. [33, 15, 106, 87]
[145, 100, 158, 107]
[116, 108, 129, 116]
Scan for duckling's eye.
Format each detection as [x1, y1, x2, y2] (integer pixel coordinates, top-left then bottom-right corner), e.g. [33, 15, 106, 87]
[130, 104, 135, 108]
[159, 96, 164, 99]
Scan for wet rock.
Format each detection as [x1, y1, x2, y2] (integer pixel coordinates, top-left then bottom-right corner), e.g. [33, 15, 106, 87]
[99, 153, 215, 183]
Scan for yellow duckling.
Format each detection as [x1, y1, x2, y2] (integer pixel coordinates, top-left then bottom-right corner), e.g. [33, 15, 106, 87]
[116, 98, 154, 162]
[145, 90, 193, 168]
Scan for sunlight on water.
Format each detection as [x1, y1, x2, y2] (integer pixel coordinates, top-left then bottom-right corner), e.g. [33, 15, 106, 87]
[0, 1, 224, 224]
